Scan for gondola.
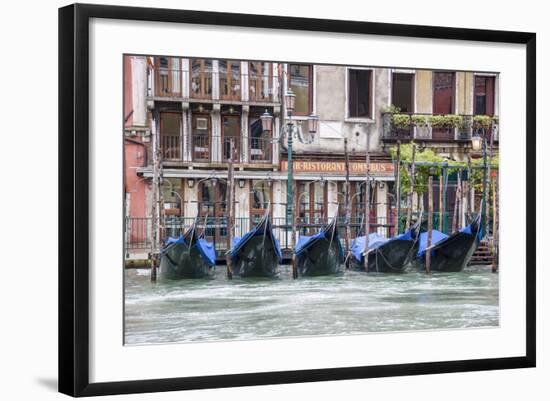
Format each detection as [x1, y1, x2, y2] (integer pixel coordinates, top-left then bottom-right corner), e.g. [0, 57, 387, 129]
[159, 219, 216, 280]
[348, 220, 421, 273]
[295, 216, 345, 276]
[415, 213, 484, 272]
[229, 212, 282, 278]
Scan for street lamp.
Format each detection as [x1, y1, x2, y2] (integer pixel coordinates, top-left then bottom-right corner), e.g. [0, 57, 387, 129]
[259, 87, 319, 274]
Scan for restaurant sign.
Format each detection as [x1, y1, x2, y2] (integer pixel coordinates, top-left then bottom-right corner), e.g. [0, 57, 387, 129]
[280, 160, 394, 175]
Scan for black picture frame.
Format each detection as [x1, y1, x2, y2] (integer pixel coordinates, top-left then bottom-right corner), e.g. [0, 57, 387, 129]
[58, 3, 536, 397]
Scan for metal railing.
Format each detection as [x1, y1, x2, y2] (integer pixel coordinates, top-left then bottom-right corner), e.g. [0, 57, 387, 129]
[223, 137, 241, 161]
[159, 135, 274, 164]
[381, 113, 499, 142]
[248, 136, 272, 163]
[161, 134, 181, 160]
[125, 217, 152, 249]
[125, 214, 399, 255]
[192, 134, 211, 162]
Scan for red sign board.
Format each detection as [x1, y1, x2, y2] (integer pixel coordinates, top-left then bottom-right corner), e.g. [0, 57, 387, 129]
[280, 160, 394, 175]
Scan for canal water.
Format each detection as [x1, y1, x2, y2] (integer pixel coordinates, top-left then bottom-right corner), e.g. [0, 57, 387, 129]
[124, 266, 499, 345]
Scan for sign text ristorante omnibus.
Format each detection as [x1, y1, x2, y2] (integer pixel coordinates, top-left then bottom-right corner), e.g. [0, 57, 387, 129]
[280, 160, 394, 175]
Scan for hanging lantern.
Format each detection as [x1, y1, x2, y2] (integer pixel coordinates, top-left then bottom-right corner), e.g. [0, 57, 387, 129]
[471, 134, 482, 151]
[308, 113, 319, 134]
[285, 89, 296, 113]
[260, 109, 273, 133]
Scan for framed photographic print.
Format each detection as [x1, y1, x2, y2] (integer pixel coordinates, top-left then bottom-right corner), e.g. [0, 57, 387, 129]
[58, 3, 536, 397]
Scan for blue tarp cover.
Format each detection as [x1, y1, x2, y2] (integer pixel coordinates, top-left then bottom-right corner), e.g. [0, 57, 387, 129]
[163, 235, 216, 266]
[350, 229, 415, 263]
[230, 222, 283, 263]
[416, 230, 449, 258]
[461, 214, 484, 243]
[417, 215, 483, 259]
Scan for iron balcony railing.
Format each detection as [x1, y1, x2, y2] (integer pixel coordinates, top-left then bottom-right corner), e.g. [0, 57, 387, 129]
[149, 69, 278, 103]
[381, 112, 499, 142]
[160, 134, 274, 164]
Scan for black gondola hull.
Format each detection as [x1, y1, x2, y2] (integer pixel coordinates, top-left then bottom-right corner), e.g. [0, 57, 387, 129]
[349, 239, 415, 273]
[297, 238, 343, 276]
[414, 232, 478, 272]
[159, 242, 215, 280]
[232, 235, 280, 278]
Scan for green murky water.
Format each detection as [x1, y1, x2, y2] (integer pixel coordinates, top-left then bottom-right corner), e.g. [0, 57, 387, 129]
[124, 266, 498, 345]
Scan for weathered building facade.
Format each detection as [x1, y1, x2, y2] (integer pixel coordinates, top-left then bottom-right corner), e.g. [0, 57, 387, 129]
[123, 55, 499, 256]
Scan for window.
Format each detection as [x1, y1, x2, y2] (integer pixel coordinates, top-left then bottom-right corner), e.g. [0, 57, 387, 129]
[432, 71, 456, 140]
[190, 59, 213, 99]
[155, 57, 181, 97]
[289, 64, 312, 115]
[222, 115, 240, 161]
[199, 180, 228, 240]
[347, 69, 372, 119]
[249, 62, 273, 101]
[433, 72, 455, 114]
[219, 60, 241, 100]
[250, 180, 272, 224]
[474, 76, 495, 115]
[392, 73, 414, 113]
[192, 114, 211, 162]
[160, 112, 181, 160]
[296, 181, 327, 235]
[249, 113, 272, 163]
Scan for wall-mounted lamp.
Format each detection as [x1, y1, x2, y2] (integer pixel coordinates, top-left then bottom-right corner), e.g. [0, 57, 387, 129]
[238, 179, 246, 189]
[260, 109, 273, 133]
[187, 178, 195, 188]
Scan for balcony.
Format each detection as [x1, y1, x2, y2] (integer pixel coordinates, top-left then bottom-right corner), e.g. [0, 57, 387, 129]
[153, 68, 185, 98]
[149, 68, 276, 104]
[381, 113, 499, 143]
[158, 134, 275, 165]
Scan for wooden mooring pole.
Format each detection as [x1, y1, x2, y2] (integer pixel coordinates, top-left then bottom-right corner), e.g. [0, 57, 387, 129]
[344, 138, 351, 258]
[405, 144, 416, 230]
[363, 132, 371, 271]
[426, 175, 433, 274]
[395, 141, 401, 235]
[438, 174, 443, 231]
[150, 112, 162, 282]
[291, 179, 298, 279]
[226, 139, 235, 280]
[492, 178, 499, 273]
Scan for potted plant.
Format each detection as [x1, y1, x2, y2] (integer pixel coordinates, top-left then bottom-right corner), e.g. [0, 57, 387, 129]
[391, 113, 412, 129]
[473, 115, 493, 130]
